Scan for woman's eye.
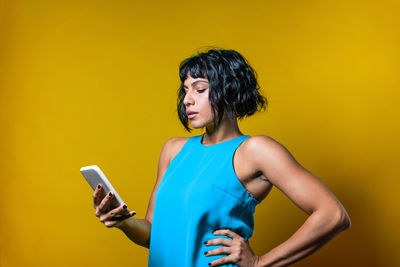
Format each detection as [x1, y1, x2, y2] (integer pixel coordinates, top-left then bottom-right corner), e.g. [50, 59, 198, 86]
[184, 88, 206, 94]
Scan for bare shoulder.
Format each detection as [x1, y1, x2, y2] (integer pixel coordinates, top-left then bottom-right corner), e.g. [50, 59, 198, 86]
[243, 135, 298, 174]
[163, 136, 191, 164]
[166, 136, 191, 145]
[244, 135, 289, 154]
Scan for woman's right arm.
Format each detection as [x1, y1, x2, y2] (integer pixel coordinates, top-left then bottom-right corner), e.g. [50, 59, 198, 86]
[93, 138, 175, 249]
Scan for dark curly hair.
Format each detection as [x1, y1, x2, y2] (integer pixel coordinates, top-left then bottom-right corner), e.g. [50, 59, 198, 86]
[177, 48, 268, 132]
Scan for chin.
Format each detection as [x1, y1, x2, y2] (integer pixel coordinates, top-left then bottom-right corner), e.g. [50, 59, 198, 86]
[189, 123, 203, 129]
[190, 120, 213, 129]
[189, 121, 206, 129]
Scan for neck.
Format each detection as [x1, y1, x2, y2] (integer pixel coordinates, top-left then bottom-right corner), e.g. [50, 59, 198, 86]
[203, 111, 243, 145]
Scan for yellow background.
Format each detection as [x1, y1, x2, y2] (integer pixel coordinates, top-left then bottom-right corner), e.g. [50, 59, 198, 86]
[1, 0, 399, 266]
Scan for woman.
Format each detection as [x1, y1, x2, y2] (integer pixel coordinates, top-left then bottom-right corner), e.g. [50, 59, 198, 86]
[92, 49, 351, 266]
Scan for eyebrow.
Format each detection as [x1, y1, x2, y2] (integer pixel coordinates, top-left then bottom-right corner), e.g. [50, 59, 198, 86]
[183, 80, 209, 88]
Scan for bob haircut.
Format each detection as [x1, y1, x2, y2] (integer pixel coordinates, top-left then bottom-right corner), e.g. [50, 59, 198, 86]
[177, 48, 268, 132]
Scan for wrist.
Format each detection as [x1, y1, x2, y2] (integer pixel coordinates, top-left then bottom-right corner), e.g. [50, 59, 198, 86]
[254, 255, 262, 267]
[115, 216, 135, 230]
[256, 249, 281, 267]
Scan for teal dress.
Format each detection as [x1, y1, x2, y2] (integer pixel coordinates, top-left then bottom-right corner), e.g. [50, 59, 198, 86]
[148, 134, 261, 266]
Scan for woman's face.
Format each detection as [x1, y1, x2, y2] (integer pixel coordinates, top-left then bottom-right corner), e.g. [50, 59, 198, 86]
[183, 74, 215, 129]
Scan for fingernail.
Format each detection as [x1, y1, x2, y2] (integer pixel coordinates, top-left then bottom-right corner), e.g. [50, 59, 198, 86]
[204, 251, 207, 255]
[123, 204, 127, 209]
[109, 192, 112, 197]
[97, 184, 101, 189]
[204, 241, 207, 245]
[208, 263, 211, 266]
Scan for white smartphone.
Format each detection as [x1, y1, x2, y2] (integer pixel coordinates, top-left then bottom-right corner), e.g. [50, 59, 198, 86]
[80, 165, 131, 215]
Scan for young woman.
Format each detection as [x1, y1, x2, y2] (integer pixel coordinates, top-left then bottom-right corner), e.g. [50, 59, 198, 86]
[92, 49, 351, 267]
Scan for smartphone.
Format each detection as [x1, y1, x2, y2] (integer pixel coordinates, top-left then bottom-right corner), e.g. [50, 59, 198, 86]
[80, 165, 131, 215]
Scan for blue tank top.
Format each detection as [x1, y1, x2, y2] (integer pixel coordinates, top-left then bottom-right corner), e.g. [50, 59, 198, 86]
[148, 133, 261, 266]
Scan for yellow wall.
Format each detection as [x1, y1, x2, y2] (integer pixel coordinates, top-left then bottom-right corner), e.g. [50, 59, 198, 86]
[1, 0, 399, 266]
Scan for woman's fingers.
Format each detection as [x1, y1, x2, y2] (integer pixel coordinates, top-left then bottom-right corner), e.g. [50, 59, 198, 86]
[93, 184, 105, 208]
[100, 205, 137, 228]
[100, 204, 127, 222]
[93, 187, 137, 228]
[129, 210, 136, 216]
[95, 191, 114, 217]
[205, 237, 233, 247]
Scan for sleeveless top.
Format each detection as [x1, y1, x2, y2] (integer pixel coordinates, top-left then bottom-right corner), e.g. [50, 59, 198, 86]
[148, 133, 261, 267]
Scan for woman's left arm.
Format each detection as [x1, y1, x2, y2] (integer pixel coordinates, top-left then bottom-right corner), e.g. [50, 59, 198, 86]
[251, 135, 351, 266]
[205, 135, 351, 267]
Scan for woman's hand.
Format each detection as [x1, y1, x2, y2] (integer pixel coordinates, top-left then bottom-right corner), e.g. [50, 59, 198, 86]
[204, 229, 261, 267]
[93, 184, 136, 228]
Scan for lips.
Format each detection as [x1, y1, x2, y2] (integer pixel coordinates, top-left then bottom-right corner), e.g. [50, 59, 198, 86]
[186, 110, 198, 120]
[186, 110, 198, 116]
[187, 113, 197, 119]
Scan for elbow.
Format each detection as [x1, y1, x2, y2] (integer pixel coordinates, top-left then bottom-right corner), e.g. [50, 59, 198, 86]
[342, 215, 351, 230]
[333, 208, 351, 231]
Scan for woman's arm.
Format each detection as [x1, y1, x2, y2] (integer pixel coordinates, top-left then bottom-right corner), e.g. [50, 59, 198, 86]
[115, 217, 152, 248]
[248, 135, 351, 267]
[95, 137, 176, 249]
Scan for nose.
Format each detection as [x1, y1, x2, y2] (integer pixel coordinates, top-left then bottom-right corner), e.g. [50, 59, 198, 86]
[183, 91, 194, 106]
